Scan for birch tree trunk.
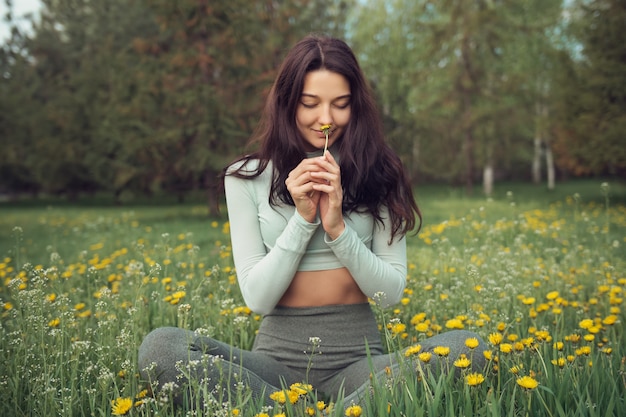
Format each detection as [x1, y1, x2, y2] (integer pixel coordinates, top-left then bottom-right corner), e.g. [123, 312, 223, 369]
[532, 133, 542, 184]
[546, 144, 555, 190]
[483, 163, 494, 197]
[532, 102, 544, 184]
[411, 136, 420, 182]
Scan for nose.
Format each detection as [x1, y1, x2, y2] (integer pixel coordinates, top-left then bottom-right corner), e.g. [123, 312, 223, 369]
[318, 104, 332, 126]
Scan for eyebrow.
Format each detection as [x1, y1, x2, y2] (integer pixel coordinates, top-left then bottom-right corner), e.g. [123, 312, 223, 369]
[301, 93, 351, 100]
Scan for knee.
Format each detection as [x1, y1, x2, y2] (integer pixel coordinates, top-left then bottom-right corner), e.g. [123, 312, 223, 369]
[138, 327, 191, 380]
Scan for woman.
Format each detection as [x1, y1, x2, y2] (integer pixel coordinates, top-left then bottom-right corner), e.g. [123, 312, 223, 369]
[139, 34, 487, 412]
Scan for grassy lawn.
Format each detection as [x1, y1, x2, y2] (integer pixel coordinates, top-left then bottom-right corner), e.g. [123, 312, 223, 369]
[0, 179, 624, 416]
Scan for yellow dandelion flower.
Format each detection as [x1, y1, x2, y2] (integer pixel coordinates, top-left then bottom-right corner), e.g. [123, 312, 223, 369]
[290, 383, 312, 396]
[415, 322, 430, 332]
[111, 397, 133, 415]
[534, 330, 552, 342]
[454, 355, 471, 369]
[410, 312, 426, 324]
[253, 413, 270, 417]
[602, 315, 618, 325]
[509, 364, 523, 374]
[516, 376, 539, 390]
[483, 350, 493, 361]
[172, 290, 186, 299]
[345, 404, 363, 417]
[578, 319, 594, 330]
[404, 344, 422, 357]
[269, 390, 287, 404]
[551, 357, 567, 368]
[445, 318, 464, 329]
[500, 343, 513, 354]
[546, 291, 559, 300]
[465, 337, 480, 349]
[48, 318, 61, 328]
[390, 322, 406, 336]
[566, 333, 581, 343]
[433, 346, 451, 357]
[588, 325, 601, 334]
[553, 341, 564, 351]
[575, 346, 591, 356]
[488, 332, 503, 346]
[465, 372, 485, 386]
[287, 390, 300, 404]
[418, 352, 432, 363]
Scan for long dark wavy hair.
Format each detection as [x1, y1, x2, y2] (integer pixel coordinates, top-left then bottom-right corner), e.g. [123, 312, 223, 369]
[224, 34, 421, 240]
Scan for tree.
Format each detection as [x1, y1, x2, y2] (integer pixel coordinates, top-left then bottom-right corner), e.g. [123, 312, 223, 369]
[1, 0, 354, 203]
[351, 0, 564, 195]
[130, 0, 354, 211]
[554, 0, 626, 176]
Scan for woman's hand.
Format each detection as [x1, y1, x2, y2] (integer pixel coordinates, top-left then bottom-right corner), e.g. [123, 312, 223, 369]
[285, 158, 324, 223]
[310, 152, 345, 239]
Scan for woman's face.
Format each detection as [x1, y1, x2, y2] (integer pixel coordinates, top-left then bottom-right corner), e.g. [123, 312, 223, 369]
[296, 69, 351, 152]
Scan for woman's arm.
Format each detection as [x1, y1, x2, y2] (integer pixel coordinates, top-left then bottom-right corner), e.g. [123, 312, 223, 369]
[224, 174, 319, 315]
[325, 206, 407, 308]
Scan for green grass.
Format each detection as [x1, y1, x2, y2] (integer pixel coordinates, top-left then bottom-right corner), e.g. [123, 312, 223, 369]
[0, 179, 624, 416]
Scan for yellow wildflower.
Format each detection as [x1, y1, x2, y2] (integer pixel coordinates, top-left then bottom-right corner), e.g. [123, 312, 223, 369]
[433, 346, 450, 357]
[516, 375, 539, 390]
[445, 318, 464, 329]
[290, 383, 312, 395]
[465, 337, 480, 349]
[454, 354, 471, 369]
[345, 404, 363, 417]
[465, 372, 485, 386]
[499, 343, 513, 354]
[404, 344, 422, 357]
[488, 332, 503, 346]
[111, 397, 133, 415]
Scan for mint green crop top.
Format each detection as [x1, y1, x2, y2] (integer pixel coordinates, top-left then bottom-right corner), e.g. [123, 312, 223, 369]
[224, 154, 407, 315]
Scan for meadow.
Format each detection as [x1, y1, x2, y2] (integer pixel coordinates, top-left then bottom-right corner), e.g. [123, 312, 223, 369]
[0, 180, 624, 416]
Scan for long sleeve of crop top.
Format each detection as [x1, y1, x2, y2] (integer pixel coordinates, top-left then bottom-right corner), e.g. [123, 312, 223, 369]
[325, 206, 407, 308]
[224, 173, 319, 314]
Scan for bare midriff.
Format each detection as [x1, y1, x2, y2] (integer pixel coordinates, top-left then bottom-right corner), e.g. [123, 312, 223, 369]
[277, 267, 368, 307]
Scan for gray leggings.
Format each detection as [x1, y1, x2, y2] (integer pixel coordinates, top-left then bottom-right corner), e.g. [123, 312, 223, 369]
[138, 303, 487, 410]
